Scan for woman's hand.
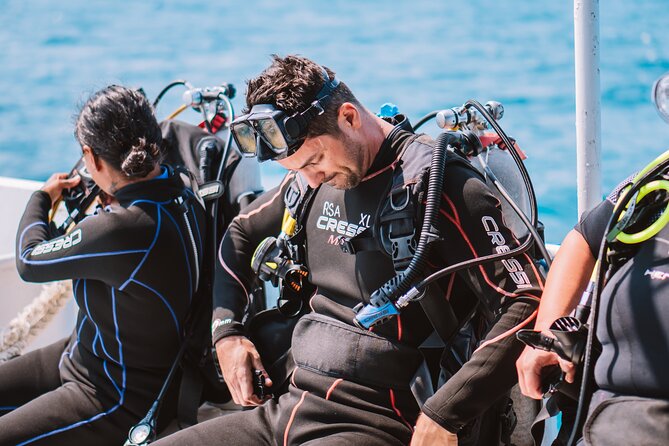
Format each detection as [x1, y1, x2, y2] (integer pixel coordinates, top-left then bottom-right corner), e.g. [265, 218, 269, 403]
[41, 173, 81, 206]
[517, 343, 562, 399]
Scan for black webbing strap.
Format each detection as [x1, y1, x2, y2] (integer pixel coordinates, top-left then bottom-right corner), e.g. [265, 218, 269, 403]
[417, 283, 460, 346]
[339, 232, 379, 254]
[177, 362, 203, 429]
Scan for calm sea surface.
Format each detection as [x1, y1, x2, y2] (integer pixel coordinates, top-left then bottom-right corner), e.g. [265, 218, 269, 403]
[1, 0, 669, 242]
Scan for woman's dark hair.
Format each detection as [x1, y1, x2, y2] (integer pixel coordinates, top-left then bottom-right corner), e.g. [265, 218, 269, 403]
[245, 54, 360, 138]
[75, 85, 164, 178]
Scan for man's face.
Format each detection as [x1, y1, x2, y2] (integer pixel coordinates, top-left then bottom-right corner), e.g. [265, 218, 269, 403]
[277, 131, 366, 190]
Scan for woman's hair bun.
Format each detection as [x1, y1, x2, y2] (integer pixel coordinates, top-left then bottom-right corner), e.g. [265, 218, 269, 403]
[121, 137, 160, 177]
[75, 85, 165, 179]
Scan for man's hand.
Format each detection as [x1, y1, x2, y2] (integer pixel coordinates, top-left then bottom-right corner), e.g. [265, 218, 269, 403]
[41, 173, 81, 206]
[214, 335, 273, 406]
[410, 414, 458, 446]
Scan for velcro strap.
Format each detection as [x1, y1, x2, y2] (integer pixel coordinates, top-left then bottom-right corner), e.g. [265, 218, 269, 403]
[339, 229, 378, 254]
[292, 312, 422, 389]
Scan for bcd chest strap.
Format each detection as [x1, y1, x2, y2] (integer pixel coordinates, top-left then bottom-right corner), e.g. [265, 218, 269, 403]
[339, 166, 425, 272]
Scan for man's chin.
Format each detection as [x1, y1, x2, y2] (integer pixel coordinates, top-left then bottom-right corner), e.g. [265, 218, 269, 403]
[328, 176, 360, 190]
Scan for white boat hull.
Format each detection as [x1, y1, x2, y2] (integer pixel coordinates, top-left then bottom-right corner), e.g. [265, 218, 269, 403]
[0, 177, 76, 355]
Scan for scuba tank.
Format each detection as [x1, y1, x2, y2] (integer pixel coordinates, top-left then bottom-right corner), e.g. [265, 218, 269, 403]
[474, 140, 533, 240]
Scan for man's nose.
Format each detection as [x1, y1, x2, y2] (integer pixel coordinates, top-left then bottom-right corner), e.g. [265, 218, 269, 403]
[301, 169, 325, 188]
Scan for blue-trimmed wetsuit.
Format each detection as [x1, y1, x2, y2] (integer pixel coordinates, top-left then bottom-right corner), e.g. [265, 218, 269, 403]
[0, 165, 205, 445]
[154, 128, 544, 445]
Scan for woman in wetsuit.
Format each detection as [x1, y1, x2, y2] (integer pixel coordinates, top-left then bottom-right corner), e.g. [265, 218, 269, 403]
[516, 175, 669, 445]
[0, 85, 206, 445]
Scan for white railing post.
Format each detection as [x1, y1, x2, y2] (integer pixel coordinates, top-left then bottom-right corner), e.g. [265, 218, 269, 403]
[574, 0, 602, 216]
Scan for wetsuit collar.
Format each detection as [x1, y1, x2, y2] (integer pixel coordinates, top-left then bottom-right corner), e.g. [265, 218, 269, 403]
[364, 126, 416, 178]
[154, 166, 169, 180]
[114, 164, 185, 207]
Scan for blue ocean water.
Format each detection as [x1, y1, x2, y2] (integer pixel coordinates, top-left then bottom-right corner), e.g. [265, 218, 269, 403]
[1, 0, 669, 243]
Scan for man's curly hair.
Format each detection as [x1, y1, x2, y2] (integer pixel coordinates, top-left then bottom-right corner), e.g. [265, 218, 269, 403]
[245, 54, 360, 138]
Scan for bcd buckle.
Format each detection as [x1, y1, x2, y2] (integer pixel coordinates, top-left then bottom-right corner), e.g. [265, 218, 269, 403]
[339, 237, 355, 254]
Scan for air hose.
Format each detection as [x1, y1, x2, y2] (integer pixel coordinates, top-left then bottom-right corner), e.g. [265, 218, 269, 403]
[412, 111, 439, 131]
[356, 99, 547, 329]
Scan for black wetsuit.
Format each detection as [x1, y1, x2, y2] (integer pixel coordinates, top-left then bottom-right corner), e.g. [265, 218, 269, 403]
[155, 129, 544, 446]
[573, 180, 669, 446]
[0, 166, 206, 446]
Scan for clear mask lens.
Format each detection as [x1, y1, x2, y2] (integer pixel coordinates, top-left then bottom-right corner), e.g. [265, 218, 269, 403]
[257, 119, 289, 152]
[232, 122, 258, 155]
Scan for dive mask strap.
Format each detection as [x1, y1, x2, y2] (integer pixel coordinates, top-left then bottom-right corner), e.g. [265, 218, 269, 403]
[283, 67, 340, 140]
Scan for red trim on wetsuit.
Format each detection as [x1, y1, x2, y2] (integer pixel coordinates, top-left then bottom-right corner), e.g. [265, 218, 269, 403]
[474, 309, 538, 353]
[283, 391, 309, 446]
[389, 389, 413, 431]
[361, 156, 402, 182]
[325, 379, 343, 400]
[439, 194, 542, 300]
[445, 273, 456, 301]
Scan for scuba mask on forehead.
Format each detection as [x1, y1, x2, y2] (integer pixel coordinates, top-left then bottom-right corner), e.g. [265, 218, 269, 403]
[231, 66, 340, 162]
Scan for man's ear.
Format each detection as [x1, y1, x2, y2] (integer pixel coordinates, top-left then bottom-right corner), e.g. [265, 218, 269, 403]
[338, 103, 362, 131]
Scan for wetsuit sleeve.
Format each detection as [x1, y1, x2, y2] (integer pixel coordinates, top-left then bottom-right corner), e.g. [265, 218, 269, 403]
[421, 162, 544, 432]
[574, 199, 614, 258]
[211, 173, 294, 344]
[16, 191, 149, 286]
[574, 173, 634, 257]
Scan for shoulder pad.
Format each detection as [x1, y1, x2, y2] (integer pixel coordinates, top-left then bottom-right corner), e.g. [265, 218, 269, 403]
[284, 172, 315, 220]
[608, 173, 637, 204]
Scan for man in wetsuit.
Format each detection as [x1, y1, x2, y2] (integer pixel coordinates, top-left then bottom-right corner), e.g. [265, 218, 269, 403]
[154, 54, 544, 446]
[516, 175, 669, 445]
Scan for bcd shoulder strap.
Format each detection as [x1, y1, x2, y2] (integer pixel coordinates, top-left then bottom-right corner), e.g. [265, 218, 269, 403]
[282, 172, 318, 263]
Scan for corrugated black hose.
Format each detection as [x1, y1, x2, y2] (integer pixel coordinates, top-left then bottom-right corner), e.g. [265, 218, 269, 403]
[386, 131, 459, 301]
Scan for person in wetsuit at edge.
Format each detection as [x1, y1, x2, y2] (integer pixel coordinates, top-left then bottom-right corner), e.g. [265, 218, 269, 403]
[516, 174, 669, 445]
[0, 85, 206, 445]
[153, 54, 544, 446]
